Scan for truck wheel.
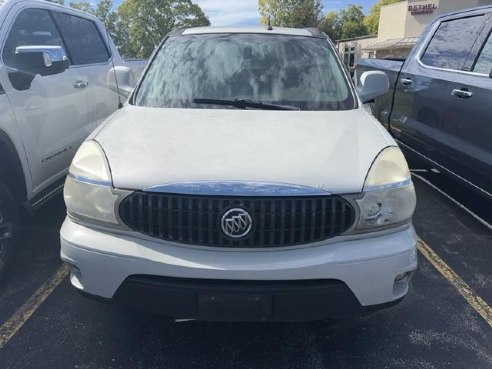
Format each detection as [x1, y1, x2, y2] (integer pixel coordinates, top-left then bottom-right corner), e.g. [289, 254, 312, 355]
[0, 181, 20, 280]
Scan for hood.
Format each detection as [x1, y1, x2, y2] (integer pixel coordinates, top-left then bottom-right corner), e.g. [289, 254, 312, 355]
[94, 105, 393, 194]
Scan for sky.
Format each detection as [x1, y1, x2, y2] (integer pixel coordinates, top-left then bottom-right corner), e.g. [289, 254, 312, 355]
[107, 0, 375, 26]
[193, 0, 374, 26]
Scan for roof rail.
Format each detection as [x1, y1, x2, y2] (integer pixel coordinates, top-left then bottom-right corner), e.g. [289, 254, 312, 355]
[168, 27, 191, 37]
[303, 28, 324, 38]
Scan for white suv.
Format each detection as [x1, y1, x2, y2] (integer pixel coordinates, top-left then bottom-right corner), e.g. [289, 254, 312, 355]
[60, 27, 418, 321]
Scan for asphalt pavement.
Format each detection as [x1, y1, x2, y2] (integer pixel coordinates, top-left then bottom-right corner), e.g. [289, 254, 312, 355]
[0, 156, 490, 369]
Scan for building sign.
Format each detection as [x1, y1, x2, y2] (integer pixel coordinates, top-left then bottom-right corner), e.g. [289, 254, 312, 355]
[408, 3, 437, 15]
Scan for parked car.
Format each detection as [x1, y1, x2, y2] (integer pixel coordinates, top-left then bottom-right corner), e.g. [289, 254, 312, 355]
[61, 26, 418, 322]
[0, 0, 146, 278]
[356, 6, 492, 201]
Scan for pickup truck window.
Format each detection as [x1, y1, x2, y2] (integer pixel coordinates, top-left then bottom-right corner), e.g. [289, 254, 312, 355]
[134, 34, 355, 111]
[2, 9, 65, 68]
[473, 31, 492, 74]
[421, 15, 486, 70]
[51, 12, 110, 65]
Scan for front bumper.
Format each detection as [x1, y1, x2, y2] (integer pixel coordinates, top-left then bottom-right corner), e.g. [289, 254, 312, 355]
[60, 218, 418, 321]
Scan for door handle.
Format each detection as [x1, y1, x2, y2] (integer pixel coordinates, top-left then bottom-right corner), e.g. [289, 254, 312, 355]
[401, 78, 413, 86]
[73, 81, 89, 89]
[452, 89, 473, 99]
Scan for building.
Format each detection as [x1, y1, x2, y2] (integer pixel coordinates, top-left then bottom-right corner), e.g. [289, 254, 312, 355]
[337, 0, 492, 70]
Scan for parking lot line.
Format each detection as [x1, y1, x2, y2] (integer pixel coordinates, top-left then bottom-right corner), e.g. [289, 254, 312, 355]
[417, 238, 492, 329]
[0, 264, 69, 350]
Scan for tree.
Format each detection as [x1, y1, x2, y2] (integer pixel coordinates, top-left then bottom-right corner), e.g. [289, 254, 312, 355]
[68, 1, 127, 57]
[337, 4, 367, 39]
[69, 2, 93, 13]
[318, 11, 340, 41]
[319, 4, 367, 41]
[93, 0, 126, 56]
[364, 0, 402, 34]
[118, 0, 210, 58]
[258, 0, 322, 28]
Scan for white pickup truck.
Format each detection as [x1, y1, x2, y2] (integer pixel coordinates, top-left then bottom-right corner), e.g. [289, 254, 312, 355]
[0, 0, 145, 277]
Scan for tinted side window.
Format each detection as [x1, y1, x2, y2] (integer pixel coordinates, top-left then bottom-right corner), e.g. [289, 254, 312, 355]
[52, 12, 109, 65]
[421, 16, 486, 70]
[2, 9, 65, 67]
[473, 31, 492, 74]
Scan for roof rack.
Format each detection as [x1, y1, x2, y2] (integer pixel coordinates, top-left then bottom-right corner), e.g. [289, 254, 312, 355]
[168, 27, 191, 37]
[303, 28, 325, 38]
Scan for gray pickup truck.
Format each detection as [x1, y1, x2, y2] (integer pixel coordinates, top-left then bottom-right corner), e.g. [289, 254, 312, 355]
[356, 6, 492, 200]
[0, 0, 146, 279]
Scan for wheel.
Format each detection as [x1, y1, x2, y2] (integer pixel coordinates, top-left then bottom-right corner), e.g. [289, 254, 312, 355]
[0, 180, 20, 280]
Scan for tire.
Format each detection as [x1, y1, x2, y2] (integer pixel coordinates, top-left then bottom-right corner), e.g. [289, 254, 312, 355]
[0, 180, 20, 280]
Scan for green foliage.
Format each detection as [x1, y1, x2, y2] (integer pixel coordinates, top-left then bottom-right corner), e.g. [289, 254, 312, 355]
[318, 11, 339, 41]
[118, 0, 210, 58]
[67, 1, 127, 57]
[45, 0, 209, 59]
[258, 1, 370, 41]
[319, 4, 367, 41]
[68, 2, 92, 12]
[338, 4, 367, 39]
[364, 0, 402, 34]
[258, 0, 322, 28]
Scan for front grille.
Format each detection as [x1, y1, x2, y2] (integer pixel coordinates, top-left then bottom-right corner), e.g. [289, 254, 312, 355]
[119, 193, 356, 248]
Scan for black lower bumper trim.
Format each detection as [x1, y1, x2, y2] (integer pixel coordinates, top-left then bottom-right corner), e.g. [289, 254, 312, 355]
[82, 276, 404, 322]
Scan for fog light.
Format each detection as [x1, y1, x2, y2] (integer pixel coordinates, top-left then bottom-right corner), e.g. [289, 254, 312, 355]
[66, 263, 83, 289]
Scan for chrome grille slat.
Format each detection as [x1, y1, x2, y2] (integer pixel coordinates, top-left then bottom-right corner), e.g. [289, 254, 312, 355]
[301, 199, 306, 243]
[198, 198, 204, 243]
[310, 199, 316, 241]
[187, 198, 193, 242]
[207, 199, 213, 245]
[157, 196, 163, 238]
[330, 199, 336, 237]
[290, 201, 297, 244]
[280, 200, 286, 245]
[167, 197, 173, 240]
[321, 198, 327, 239]
[269, 200, 275, 246]
[120, 193, 355, 248]
[177, 197, 183, 241]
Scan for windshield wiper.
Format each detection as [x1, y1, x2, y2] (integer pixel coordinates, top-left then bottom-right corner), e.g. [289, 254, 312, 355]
[193, 98, 300, 111]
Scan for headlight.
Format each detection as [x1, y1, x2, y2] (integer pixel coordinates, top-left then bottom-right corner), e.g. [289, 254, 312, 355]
[64, 140, 127, 226]
[349, 147, 416, 232]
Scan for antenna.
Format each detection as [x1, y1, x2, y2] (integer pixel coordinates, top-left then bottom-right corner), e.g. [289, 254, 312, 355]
[105, 28, 123, 109]
[267, 16, 273, 31]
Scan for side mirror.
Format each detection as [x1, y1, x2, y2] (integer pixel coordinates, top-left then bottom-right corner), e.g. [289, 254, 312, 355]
[357, 71, 389, 103]
[14, 45, 69, 77]
[107, 66, 135, 98]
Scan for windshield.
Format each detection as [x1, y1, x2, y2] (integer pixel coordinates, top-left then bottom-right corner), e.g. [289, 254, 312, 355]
[134, 33, 355, 111]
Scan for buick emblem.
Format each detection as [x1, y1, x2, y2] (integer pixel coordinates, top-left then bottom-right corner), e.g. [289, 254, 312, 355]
[221, 208, 253, 239]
